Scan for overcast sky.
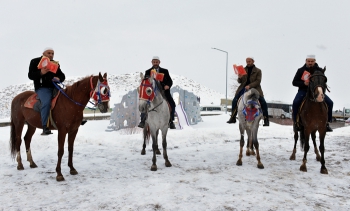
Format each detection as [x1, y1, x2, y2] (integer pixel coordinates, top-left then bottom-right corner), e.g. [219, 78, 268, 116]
[1, 0, 349, 109]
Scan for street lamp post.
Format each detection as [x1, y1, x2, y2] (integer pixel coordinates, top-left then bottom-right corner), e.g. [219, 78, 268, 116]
[211, 47, 228, 114]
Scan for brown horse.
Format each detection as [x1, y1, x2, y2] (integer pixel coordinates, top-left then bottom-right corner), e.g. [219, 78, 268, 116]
[10, 72, 110, 181]
[290, 70, 328, 174]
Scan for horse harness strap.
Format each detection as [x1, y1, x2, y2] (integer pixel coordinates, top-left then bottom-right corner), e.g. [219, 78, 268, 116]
[148, 100, 164, 113]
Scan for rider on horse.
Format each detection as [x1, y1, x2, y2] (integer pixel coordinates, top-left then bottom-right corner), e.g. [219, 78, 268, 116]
[28, 48, 65, 135]
[227, 57, 270, 126]
[292, 54, 333, 132]
[138, 56, 176, 129]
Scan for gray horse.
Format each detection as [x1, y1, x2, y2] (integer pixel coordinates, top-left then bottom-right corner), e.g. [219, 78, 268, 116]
[138, 72, 172, 171]
[236, 88, 264, 169]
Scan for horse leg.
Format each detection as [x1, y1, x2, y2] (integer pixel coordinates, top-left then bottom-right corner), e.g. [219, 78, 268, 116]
[150, 132, 158, 171]
[319, 131, 328, 174]
[236, 125, 245, 166]
[141, 126, 147, 155]
[252, 128, 264, 169]
[311, 132, 321, 161]
[56, 131, 67, 181]
[246, 128, 252, 156]
[67, 130, 79, 175]
[300, 130, 310, 172]
[24, 124, 37, 168]
[161, 128, 171, 167]
[155, 129, 161, 155]
[289, 126, 299, 160]
[11, 120, 25, 170]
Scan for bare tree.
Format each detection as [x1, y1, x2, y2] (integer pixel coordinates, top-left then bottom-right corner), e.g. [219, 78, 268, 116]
[230, 74, 239, 96]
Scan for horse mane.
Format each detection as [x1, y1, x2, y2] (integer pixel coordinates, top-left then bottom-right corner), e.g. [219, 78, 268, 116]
[63, 76, 91, 95]
[245, 88, 260, 103]
[154, 80, 167, 100]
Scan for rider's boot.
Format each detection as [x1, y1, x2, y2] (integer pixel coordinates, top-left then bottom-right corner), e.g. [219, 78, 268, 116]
[263, 116, 269, 126]
[293, 122, 301, 131]
[326, 123, 333, 132]
[169, 121, 176, 129]
[227, 109, 237, 124]
[41, 125, 53, 135]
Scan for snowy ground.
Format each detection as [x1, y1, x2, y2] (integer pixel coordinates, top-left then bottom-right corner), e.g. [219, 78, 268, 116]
[0, 114, 349, 211]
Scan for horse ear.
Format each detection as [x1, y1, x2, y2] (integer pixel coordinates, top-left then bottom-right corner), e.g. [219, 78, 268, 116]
[323, 66, 326, 72]
[98, 72, 104, 81]
[103, 72, 107, 79]
[140, 72, 144, 80]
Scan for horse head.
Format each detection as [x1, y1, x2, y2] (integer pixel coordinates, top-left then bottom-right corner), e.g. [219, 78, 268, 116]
[242, 88, 261, 124]
[91, 72, 111, 113]
[138, 72, 157, 113]
[308, 69, 327, 102]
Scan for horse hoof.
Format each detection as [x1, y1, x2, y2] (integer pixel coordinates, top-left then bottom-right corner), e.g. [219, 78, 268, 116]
[151, 165, 157, 171]
[246, 152, 250, 156]
[289, 155, 296, 160]
[236, 160, 242, 166]
[257, 163, 264, 169]
[300, 166, 307, 172]
[56, 175, 65, 181]
[320, 168, 328, 174]
[141, 150, 146, 155]
[165, 161, 172, 167]
[70, 169, 78, 175]
[30, 163, 38, 168]
[17, 165, 24, 170]
[156, 149, 161, 155]
[251, 151, 256, 156]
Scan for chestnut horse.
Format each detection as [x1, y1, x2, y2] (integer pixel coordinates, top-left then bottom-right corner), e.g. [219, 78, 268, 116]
[10, 72, 110, 181]
[290, 69, 329, 174]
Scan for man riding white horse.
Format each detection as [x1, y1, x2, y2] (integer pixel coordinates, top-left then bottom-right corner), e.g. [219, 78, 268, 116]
[138, 56, 176, 129]
[227, 57, 269, 126]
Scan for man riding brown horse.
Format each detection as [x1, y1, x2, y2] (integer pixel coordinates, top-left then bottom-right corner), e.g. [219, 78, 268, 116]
[292, 54, 333, 132]
[28, 48, 65, 135]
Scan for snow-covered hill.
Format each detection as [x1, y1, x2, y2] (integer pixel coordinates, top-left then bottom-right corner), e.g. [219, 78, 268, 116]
[0, 73, 225, 119]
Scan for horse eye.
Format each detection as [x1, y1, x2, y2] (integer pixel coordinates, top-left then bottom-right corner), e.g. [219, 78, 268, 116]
[100, 87, 107, 95]
[146, 87, 152, 96]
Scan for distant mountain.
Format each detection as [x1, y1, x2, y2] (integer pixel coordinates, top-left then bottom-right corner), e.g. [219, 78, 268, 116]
[0, 73, 225, 119]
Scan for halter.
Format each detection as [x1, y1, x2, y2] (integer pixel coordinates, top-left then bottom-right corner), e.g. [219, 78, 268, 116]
[308, 71, 327, 102]
[52, 76, 110, 108]
[90, 76, 111, 105]
[139, 77, 163, 112]
[241, 91, 261, 122]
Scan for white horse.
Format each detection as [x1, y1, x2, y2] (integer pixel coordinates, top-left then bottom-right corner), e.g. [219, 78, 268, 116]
[138, 73, 172, 171]
[236, 88, 264, 169]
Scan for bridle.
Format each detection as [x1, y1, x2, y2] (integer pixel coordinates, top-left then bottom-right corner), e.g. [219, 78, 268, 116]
[308, 71, 327, 102]
[53, 75, 110, 109]
[139, 77, 164, 113]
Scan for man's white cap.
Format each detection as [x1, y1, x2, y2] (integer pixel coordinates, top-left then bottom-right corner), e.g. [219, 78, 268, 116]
[306, 54, 316, 59]
[152, 56, 160, 60]
[246, 56, 254, 61]
[43, 47, 54, 53]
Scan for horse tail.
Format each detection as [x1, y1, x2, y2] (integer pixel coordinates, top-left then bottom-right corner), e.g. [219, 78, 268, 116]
[10, 116, 17, 159]
[143, 124, 150, 145]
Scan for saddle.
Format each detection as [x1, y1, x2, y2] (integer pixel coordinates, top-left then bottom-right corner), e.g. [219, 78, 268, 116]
[24, 90, 60, 128]
[24, 90, 60, 111]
